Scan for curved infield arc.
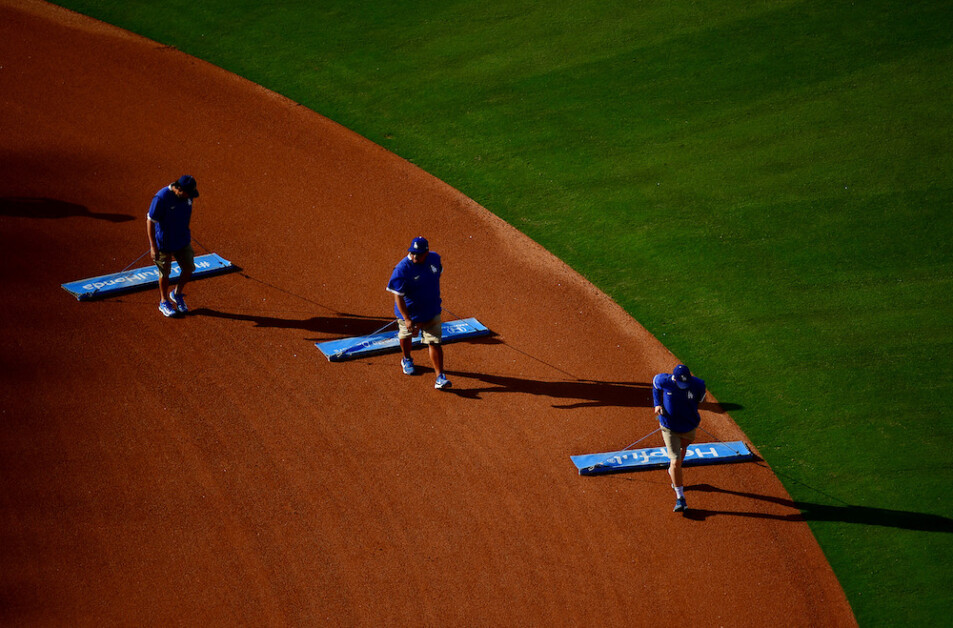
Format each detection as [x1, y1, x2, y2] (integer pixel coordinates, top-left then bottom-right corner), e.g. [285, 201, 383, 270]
[0, 1, 855, 625]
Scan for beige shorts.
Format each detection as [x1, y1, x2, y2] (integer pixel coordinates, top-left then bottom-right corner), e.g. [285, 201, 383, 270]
[661, 426, 696, 462]
[397, 313, 442, 344]
[153, 244, 195, 279]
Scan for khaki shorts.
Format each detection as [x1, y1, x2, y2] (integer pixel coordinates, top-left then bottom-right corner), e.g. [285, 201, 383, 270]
[154, 244, 195, 279]
[397, 313, 442, 344]
[661, 426, 696, 462]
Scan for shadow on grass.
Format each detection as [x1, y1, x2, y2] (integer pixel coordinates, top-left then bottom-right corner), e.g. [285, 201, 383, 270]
[684, 483, 953, 532]
[709, 402, 743, 412]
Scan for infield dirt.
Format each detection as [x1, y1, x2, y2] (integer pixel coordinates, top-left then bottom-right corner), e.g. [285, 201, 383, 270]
[0, 1, 856, 624]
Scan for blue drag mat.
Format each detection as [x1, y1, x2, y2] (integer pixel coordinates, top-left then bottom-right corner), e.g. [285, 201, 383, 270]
[571, 441, 754, 475]
[62, 253, 236, 300]
[317, 317, 491, 361]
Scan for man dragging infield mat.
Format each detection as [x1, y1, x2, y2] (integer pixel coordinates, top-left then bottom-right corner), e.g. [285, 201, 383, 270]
[387, 236, 451, 390]
[147, 175, 199, 318]
[653, 364, 706, 512]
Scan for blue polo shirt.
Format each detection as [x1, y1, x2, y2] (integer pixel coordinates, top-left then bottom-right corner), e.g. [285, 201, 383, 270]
[148, 186, 193, 252]
[387, 252, 442, 322]
[652, 372, 707, 433]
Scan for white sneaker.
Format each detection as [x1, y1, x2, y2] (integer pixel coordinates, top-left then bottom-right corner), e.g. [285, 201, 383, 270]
[158, 301, 177, 317]
[169, 290, 189, 314]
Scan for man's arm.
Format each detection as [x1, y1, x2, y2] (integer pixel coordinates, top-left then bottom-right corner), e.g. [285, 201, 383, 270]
[146, 193, 162, 258]
[652, 374, 665, 415]
[146, 216, 158, 258]
[694, 380, 707, 406]
[393, 293, 415, 330]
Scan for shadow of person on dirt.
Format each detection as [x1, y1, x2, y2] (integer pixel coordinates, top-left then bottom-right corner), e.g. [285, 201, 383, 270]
[191, 307, 393, 336]
[683, 483, 953, 532]
[0, 197, 134, 222]
[445, 370, 654, 409]
[189, 271, 396, 336]
[444, 338, 742, 412]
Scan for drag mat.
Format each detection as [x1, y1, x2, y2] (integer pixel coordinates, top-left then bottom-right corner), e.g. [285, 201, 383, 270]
[0, 1, 855, 625]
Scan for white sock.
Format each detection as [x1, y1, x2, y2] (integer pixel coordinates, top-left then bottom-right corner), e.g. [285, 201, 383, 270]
[674, 486, 685, 499]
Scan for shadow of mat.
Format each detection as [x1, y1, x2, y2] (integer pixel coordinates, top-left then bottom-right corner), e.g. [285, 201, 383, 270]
[684, 483, 953, 532]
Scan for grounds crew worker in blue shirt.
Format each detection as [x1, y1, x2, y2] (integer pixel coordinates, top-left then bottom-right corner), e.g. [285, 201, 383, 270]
[653, 364, 706, 513]
[147, 175, 198, 318]
[387, 236, 451, 390]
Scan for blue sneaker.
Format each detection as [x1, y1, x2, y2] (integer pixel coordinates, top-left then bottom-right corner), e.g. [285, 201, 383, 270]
[158, 301, 178, 318]
[169, 290, 189, 314]
[401, 357, 415, 375]
[435, 373, 451, 389]
[674, 497, 687, 513]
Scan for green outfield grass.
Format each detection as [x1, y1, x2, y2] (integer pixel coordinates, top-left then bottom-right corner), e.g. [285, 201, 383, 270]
[51, 1, 953, 624]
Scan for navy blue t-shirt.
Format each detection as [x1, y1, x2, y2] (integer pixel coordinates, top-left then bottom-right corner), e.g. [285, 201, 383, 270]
[148, 186, 193, 252]
[652, 372, 707, 433]
[387, 252, 442, 322]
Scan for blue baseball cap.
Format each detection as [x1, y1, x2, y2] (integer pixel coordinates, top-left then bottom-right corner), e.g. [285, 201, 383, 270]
[673, 364, 691, 389]
[408, 236, 429, 254]
[175, 174, 199, 198]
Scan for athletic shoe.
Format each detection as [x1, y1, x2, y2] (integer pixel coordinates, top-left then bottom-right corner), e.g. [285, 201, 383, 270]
[674, 497, 687, 512]
[158, 301, 178, 318]
[169, 290, 189, 314]
[435, 374, 452, 389]
[401, 357, 415, 375]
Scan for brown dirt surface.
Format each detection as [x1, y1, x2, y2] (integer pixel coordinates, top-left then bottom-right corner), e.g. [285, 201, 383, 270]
[0, 1, 856, 625]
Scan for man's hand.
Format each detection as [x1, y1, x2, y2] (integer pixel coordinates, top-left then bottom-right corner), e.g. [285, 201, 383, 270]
[654, 405, 664, 416]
